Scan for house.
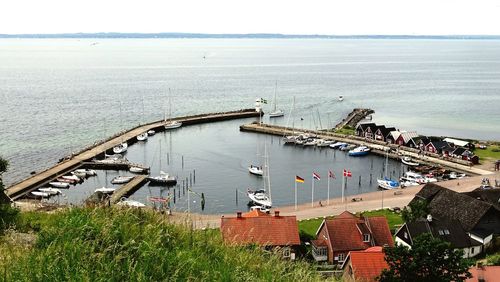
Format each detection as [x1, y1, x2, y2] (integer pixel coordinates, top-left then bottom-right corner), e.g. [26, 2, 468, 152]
[450, 147, 480, 164]
[341, 247, 388, 282]
[395, 217, 483, 258]
[386, 131, 401, 144]
[466, 265, 500, 282]
[356, 123, 376, 139]
[443, 137, 475, 150]
[311, 211, 394, 264]
[374, 126, 396, 142]
[463, 188, 500, 210]
[391, 131, 419, 147]
[220, 210, 300, 259]
[411, 183, 500, 247]
[425, 140, 450, 154]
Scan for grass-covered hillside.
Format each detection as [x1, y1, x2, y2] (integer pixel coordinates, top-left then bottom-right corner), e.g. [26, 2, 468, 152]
[0, 207, 323, 281]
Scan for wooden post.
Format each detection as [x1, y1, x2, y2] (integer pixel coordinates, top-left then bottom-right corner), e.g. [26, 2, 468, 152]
[193, 169, 196, 183]
[358, 175, 361, 186]
[235, 189, 238, 206]
[370, 173, 372, 184]
[167, 153, 170, 165]
[182, 155, 184, 170]
[173, 188, 176, 203]
[190, 173, 192, 187]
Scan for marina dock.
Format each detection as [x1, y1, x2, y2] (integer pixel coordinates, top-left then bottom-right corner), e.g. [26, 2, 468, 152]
[7, 109, 260, 200]
[335, 108, 374, 130]
[110, 175, 149, 204]
[240, 122, 492, 176]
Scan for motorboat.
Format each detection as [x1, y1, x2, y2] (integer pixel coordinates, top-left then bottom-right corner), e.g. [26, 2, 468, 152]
[74, 169, 97, 177]
[340, 144, 355, 151]
[63, 174, 81, 182]
[95, 187, 116, 194]
[137, 132, 148, 141]
[423, 174, 438, 183]
[348, 146, 371, 156]
[400, 171, 425, 187]
[269, 110, 284, 118]
[248, 165, 264, 176]
[338, 96, 344, 102]
[147, 130, 156, 136]
[316, 139, 335, 147]
[39, 188, 62, 195]
[116, 197, 146, 208]
[71, 170, 87, 178]
[129, 166, 149, 173]
[49, 182, 70, 189]
[329, 142, 347, 149]
[247, 189, 272, 208]
[377, 177, 400, 190]
[250, 205, 270, 213]
[401, 156, 419, 166]
[148, 171, 177, 186]
[113, 142, 128, 154]
[164, 120, 182, 130]
[303, 138, 318, 146]
[111, 176, 134, 184]
[282, 135, 297, 145]
[31, 191, 50, 198]
[56, 177, 77, 184]
[448, 171, 466, 179]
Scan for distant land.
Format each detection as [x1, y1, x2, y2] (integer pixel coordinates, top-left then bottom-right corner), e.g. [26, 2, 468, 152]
[1, 32, 500, 39]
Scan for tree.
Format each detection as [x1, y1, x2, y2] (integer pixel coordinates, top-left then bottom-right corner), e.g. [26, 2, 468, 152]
[379, 233, 472, 282]
[401, 199, 429, 222]
[0, 156, 10, 203]
[0, 156, 17, 233]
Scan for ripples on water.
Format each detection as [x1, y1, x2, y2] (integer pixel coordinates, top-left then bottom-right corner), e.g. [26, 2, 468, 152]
[1, 39, 499, 187]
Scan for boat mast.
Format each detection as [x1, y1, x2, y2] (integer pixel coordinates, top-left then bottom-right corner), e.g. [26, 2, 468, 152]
[273, 80, 278, 112]
[267, 143, 272, 202]
[385, 150, 389, 178]
[168, 88, 172, 122]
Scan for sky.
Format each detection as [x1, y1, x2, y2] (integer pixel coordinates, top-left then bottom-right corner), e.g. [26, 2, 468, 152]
[1, 0, 499, 35]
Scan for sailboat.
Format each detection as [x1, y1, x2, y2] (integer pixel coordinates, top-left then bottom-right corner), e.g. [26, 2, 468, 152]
[247, 144, 272, 208]
[147, 140, 177, 186]
[377, 150, 400, 190]
[282, 96, 297, 144]
[136, 95, 148, 141]
[248, 137, 263, 176]
[269, 81, 284, 118]
[164, 88, 182, 130]
[113, 101, 128, 154]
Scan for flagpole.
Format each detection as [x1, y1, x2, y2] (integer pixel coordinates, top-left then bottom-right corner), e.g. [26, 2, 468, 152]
[341, 174, 345, 203]
[188, 188, 190, 214]
[311, 175, 314, 207]
[327, 172, 330, 206]
[344, 176, 347, 211]
[295, 180, 297, 211]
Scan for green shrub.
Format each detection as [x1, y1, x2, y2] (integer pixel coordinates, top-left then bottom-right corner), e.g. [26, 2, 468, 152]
[0, 204, 19, 233]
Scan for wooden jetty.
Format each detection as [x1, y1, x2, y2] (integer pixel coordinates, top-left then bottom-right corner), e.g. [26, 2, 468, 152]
[240, 122, 492, 176]
[110, 175, 148, 204]
[335, 108, 374, 130]
[7, 109, 260, 200]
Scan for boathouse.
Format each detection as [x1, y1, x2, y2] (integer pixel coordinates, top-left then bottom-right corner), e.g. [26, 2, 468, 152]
[311, 211, 393, 265]
[355, 123, 376, 139]
[443, 137, 475, 150]
[374, 126, 396, 142]
[220, 210, 300, 260]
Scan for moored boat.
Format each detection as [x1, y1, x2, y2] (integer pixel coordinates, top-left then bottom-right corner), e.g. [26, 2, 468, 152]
[31, 191, 50, 198]
[95, 187, 116, 194]
[39, 188, 62, 195]
[49, 182, 70, 188]
[401, 156, 419, 166]
[348, 146, 371, 156]
[116, 197, 146, 208]
[377, 178, 400, 190]
[111, 176, 134, 184]
[329, 142, 347, 149]
[74, 169, 97, 177]
[248, 165, 263, 176]
[56, 177, 77, 184]
[247, 189, 272, 208]
[129, 166, 149, 173]
[338, 95, 344, 101]
[63, 174, 81, 182]
[137, 132, 148, 141]
[147, 130, 156, 136]
[148, 171, 177, 186]
[113, 142, 128, 154]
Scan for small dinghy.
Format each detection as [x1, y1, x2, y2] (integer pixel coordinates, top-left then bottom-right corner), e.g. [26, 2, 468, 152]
[116, 197, 146, 208]
[56, 177, 77, 184]
[39, 188, 62, 195]
[137, 132, 148, 141]
[147, 130, 156, 136]
[49, 182, 70, 188]
[95, 187, 116, 194]
[71, 171, 87, 178]
[401, 156, 419, 166]
[248, 165, 263, 176]
[113, 143, 128, 154]
[74, 169, 97, 177]
[111, 176, 134, 184]
[148, 171, 177, 186]
[32, 191, 50, 198]
[329, 142, 347, 149]
[348, 146, 371, 156]
[129, 166, 149, 174]
[63, 174, 81, 182]
[338, 95, 344, 102]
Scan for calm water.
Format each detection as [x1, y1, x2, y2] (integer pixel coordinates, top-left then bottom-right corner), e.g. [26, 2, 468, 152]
[46, 118, 403, 214]
[1, 38, 500, 189]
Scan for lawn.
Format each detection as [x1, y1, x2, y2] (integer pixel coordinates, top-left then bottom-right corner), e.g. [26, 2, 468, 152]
[474, 145, 500, 161]
[335, 126, 355, 136]
[298, 209, 404, 239]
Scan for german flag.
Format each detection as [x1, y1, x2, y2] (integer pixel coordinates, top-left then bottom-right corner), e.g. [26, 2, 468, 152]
[295, 175, 305, 183]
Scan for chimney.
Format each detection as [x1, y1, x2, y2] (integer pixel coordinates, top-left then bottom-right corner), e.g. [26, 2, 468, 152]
[426, 214, 432, 222]
[237, 211, 242, 218]
[274, 210, 280, 217]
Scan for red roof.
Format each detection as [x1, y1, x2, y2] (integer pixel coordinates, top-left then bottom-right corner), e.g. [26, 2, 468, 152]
[243, 210, 268, 217]
[322, 212, 394, 252]
[466, 266, 500, 282]
[345, 248, 388, 282]
[220, 213, 300, 246]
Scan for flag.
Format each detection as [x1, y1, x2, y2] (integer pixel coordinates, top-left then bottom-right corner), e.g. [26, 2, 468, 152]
[329, 170, 336, 179]
[313, 172, 321, 180]
[295, 175, 304, 183]
[343, 169, 352, 178]
[260, 98, 268, 104]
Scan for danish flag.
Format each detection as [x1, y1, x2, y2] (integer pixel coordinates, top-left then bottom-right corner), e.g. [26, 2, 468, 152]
[328, 170, 336, 179]
[312, 172, 321, 180]
[343, 169, 352, 178]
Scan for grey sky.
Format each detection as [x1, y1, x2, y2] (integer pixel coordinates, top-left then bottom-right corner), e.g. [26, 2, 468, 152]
[1, 0, 499, 35]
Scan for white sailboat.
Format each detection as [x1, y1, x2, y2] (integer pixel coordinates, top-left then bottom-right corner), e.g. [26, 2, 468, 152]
[95, 187, 116, 194]
[247, 144, 272, 208]
[377, 150, 400, 190]
[269, 81, 284, 118]
[111, 176, 134, 184]
[147, 140, 177, 186]
[39, 188, 62, 195]
[113, 101, 128, 154]
[164, 88, 182, 130]
[136, 95, 149, 141]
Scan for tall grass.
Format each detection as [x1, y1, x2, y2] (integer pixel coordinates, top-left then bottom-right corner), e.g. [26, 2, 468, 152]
[1, 208, 322, 281]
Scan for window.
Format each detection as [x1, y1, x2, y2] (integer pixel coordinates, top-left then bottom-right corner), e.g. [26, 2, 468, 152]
[444, 229, 450, 235]
[338, 253, 345, 262]
[404, 232, 408, 239]
[363, 234, 370, 242]
[471, 247, 475, 254]
[438, 230, 444, 235]
[283, 248, 290, 258]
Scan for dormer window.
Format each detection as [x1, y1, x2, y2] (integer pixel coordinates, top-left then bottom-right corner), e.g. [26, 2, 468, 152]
[363, 234, 370, 242]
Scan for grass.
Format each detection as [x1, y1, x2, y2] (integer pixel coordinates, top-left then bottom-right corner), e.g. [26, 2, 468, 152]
[474, 145, 500, 161]
[334, 126, 355, 136]
[0, 207, 324, 281]
[298, 209, 404, 239]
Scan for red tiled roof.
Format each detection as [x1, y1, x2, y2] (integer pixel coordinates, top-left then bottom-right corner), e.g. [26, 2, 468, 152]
[367, 217, 394, 247]
[312, 239, 328, 247]
[466, 266, 500, 282]
[220, 214, 300, 246]
[336, 211, 358, 219]
[243, 210, 268, 217]
[348, 249, 388, 282]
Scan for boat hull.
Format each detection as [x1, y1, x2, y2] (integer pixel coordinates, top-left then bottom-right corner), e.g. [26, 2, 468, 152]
[247, 191, 272, 207]
[164, 121, 182, 130]
[269, 111, 284, 117]
[248, 166, 263, 176]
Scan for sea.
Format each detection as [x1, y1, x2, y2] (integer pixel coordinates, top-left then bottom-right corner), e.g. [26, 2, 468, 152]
[1, 39, 499, 213]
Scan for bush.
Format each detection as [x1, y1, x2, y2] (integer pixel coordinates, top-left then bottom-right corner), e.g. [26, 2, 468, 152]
[0, 204, 19, 233]
[487, 253, 500, 265]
